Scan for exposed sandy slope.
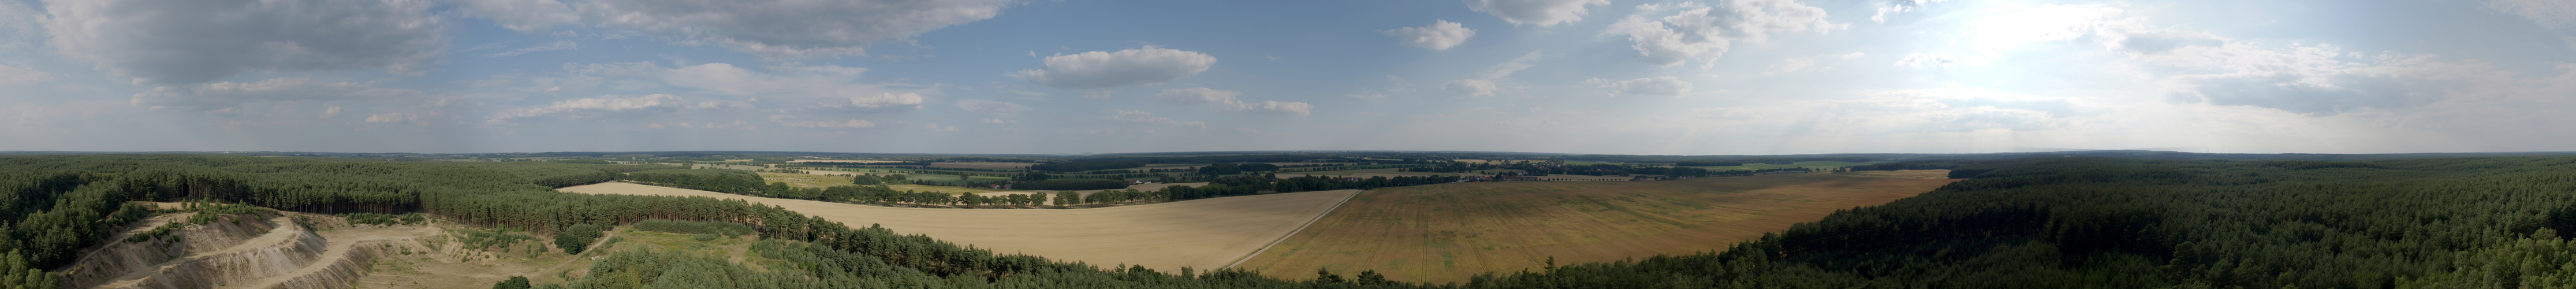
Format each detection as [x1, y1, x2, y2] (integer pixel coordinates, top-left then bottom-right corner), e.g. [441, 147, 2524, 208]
[560, 183, 1358, 272]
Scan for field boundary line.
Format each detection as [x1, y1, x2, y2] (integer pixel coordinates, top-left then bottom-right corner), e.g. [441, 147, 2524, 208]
[1223, 189, 1362, 270]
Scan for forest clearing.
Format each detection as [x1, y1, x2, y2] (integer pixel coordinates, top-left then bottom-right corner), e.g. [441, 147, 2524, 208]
[559, 182, 1359, 272]
[1232, 172, 1957, 283]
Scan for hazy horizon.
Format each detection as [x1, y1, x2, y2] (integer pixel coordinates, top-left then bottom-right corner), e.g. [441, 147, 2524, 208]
[4, 0, 2574, 155]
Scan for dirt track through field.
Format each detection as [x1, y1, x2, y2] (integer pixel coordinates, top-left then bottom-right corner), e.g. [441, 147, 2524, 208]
[560, 183, 1358, 272]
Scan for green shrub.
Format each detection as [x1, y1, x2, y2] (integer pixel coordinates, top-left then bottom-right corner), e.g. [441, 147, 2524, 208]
[554, 224, 603, 254]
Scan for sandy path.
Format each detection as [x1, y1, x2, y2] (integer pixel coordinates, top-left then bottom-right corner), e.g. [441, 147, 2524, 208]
[560, 183, 1358, 272]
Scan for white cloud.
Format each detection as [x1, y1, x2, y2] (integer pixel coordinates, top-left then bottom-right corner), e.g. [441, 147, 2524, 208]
[978, 118, 1015, 125]
[1967, 3, 2125, 53]
[1444, 79, 1500, 97]
[1012, 46, 1217, 89]
[1384, 20, 1477, 50]
[488, 94, 703, 124]
[43, 0, 444, 85]
[2490, 0, 2576, 29]
[1871, 0, 1951, 23]
[838, 92, 925, 110]
[577, 0, 1012, 58]
[1479, 51, 1544, 79]
[1894, 53, 1956, 68]
[1152, 87, 1242, 104]
[1224, 101, 1314, 116]
[770, 115, 876, 128]
[0, 64, 51, 85]
[131, 77, 426, 110]
[454, 0, 580, 33]
[1603, 1, 1843, 67]
[485, 41, 579, 57]
[956, 99, 1032, 116]
[1609, 76, 1692, 97]
[1462, 0, 1609, 27]
[319, 106, 341, 118]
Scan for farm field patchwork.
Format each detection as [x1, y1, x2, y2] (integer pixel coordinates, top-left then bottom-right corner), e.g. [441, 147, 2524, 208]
[1232, 172, 1956, 283]
[1676, 160, 1891, 171]
[559, 183, 1358, 272]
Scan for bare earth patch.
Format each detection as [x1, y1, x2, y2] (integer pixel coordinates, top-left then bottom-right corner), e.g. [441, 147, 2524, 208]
[1233, 173, 1958, 283]
[560, 183, 1358, 272]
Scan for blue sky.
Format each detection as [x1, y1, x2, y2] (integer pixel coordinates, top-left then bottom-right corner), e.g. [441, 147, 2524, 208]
[1, 0, 2573, 155]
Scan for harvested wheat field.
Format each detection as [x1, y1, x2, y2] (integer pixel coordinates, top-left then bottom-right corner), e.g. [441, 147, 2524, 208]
[560, 182, 1357, 272]
[1232, 172, 1957, 283]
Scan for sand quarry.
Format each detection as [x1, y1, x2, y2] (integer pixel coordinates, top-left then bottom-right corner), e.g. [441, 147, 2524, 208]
[560, 182, 1358, 272]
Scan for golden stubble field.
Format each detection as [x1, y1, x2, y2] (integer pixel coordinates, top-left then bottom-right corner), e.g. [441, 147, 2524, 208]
[559, 183, 1358, 272]
[1232, 172, 1958, 283]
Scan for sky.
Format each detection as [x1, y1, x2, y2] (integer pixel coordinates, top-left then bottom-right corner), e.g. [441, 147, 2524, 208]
[1, 0, 2574, 155]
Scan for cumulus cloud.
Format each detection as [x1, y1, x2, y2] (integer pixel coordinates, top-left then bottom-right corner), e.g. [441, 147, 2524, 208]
[1603, 1, 1842, 67]
[1012, 46, 1217, 89]
[1462, 0, 1609, 27]
[1444, 79, 1500, 97]
[0, 64, 51, 86]
[454, 0, 580, 33]
[1223, 100, 1314, 116]
[578, 0, 1012, 58]
[1608, 76, 1692, 97]
[488, 94, 691, 123]
[956, 99, 1031, 116]
[2491, 0, 2576, 29]
[43, 0, 444, 85]
[978, 118, 1015, 125]
[1894, 53, 1956, 68]
[1152, 87, 1241, 104]
[1384, 20, 1477, 50]
[770, 115, 877, 128]
[131, 77, 426, 110]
